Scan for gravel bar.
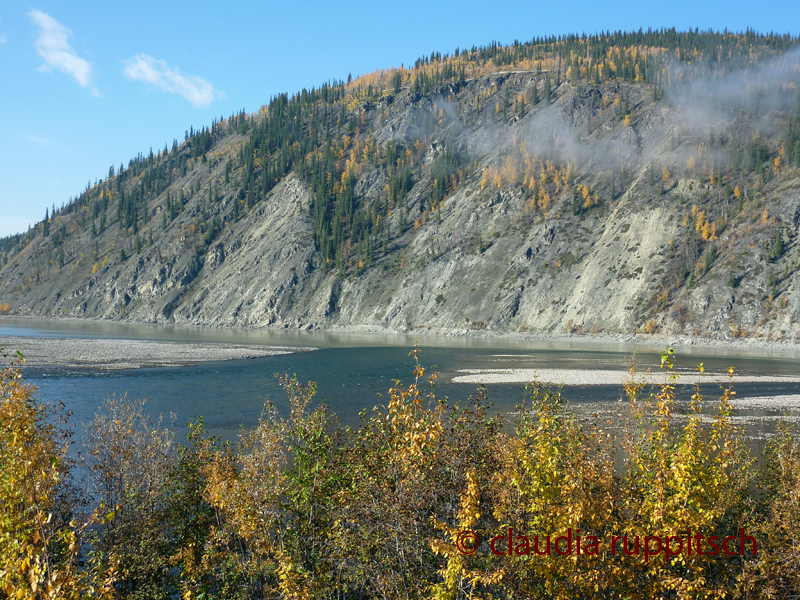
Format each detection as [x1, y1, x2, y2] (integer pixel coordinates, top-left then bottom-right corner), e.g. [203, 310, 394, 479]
[451, 368, 800, 385]
[0, 336, 311, 370]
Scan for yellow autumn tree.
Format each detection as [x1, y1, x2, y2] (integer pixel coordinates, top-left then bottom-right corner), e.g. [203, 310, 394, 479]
[538, 188, 550, 213]
[582, 184, 592, 209]
[695, 211, 706, 231]
[0, 354, 117, 599]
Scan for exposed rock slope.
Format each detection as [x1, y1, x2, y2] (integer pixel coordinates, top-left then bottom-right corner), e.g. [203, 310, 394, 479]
[2, 58, 800, 341]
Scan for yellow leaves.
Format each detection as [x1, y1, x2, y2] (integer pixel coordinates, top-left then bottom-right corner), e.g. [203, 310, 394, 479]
[456, 469, 481, 529]
[481, 165, 502, 190]
[695, 211, 706, 232]
[538, 188, 550, 213]
[662, 165, 671, 182]
[687, 156, 696, 171]
[762, 208, 769, 224]
[701, 220, 717, 241]
[0, 362, 122, 598]
[502, 155, 519, 185]
[276, 549, 313, 600]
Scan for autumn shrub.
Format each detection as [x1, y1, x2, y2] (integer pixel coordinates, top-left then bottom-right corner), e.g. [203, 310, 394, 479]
[167, 419, 246, 600]
[333, 353, 507, 599]
[427, 349, 755, 600]
[488, 381, 622, 599]
[612, 352, 754, 599]
[200, 375, 344, 599]
[5, 346, 800, 599]
[192, 351, 509, 600]
[738, 423, 800, 597]
[83, 396, 177, 600]
[0, 353, 116, 599]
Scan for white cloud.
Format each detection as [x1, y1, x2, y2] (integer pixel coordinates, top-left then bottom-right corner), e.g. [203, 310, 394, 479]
[23, 133, 56, 147]
[29, 10, 95, 92]
[123, 54, 225, 108]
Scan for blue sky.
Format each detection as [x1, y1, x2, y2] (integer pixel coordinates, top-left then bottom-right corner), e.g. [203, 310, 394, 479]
[1, 0, 799, 237]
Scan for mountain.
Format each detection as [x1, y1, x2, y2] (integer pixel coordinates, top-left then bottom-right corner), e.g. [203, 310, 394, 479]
[2, 29, 800, 341]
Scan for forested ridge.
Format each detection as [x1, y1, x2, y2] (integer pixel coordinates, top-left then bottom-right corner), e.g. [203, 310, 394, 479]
[2, 28, 800, 338]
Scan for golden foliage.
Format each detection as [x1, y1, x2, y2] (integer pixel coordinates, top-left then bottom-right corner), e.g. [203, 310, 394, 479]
[695, 210, 706, 231]
[3, 346, 799, 599]
[0, 355, 117, 599]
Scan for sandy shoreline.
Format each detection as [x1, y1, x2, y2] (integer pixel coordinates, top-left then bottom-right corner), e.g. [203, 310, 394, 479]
[451, 368, 800, 386]
[0, 335, 309, 370]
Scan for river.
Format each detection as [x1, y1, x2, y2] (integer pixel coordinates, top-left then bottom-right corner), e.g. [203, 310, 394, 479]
[2, 317, 800, 443]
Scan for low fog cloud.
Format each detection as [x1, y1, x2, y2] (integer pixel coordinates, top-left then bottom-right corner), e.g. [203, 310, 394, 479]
[666, 45, 800, 133]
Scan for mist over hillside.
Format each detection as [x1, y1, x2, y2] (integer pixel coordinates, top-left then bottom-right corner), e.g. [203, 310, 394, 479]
[2, 29, 800, 341]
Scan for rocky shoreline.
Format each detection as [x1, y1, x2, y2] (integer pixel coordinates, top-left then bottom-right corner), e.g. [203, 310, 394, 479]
[6, 314, 800, 354]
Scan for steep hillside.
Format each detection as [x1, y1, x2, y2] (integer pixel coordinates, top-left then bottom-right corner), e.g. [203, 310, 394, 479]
[2, 30, 800, 341]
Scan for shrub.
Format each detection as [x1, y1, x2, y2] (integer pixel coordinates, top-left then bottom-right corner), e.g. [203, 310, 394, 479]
[4, 347, 800, 599]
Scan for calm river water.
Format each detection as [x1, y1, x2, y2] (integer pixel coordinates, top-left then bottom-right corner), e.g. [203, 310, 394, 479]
[3, 318, 800, 442]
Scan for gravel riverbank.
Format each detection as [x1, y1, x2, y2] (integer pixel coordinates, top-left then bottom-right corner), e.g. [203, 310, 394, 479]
[451, 368, 800, 385]
[0, 335, 309, 370]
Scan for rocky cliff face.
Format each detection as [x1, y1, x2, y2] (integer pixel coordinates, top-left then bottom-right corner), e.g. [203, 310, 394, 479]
[2, 70, 800, 341]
